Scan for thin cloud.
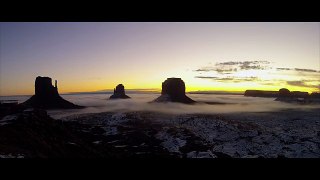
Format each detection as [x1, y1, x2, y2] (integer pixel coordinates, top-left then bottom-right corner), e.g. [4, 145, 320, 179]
[194, 61, 320, 90]
[294, 68, 318, 73]
[277, 67, 319, 73]
[240, 64, 267, 70]
[195, 76, 234, 80]
[194, 67, 236, 73]
[216, 61, 242, 66]
[194, 76, 219, 79]
[286, 81, 320, 89]
[195, 76, 258, 82]
[215, 68, 237, 73]
[215, 61, 270, 66]
[195, 60, 271, 74]
[194, 68, 215, 72]
[239, 61, 270, 70]
[276, 68, 292, 71]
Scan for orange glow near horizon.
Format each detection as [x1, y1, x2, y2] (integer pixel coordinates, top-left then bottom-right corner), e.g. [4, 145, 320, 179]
[2, 77, 318, 97]
[1, 22, 319, 96]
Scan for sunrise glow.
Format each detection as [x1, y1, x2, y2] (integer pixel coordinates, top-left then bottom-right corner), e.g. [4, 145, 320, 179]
[0, 22, 319, 96]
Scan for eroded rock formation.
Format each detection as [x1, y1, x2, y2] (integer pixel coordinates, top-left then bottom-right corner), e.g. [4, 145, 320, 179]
[109, 84, 130, 99]
[153, 78, 195, 104]
[22, 76, 83, 109]
[245, 88, 312, 98]
[274, 88, 320, 103]
[244, 90, 278, 97]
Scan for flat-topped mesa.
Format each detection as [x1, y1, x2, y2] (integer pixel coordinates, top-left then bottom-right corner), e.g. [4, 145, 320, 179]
[275, 88, 294, 102]
[244, 90, 278, 97]
[310, 92, 320, 99]
[22, 76, 83, 109]
[109, 84, 130, 99]
[278, 88, 291, 97]
[153, 78, 195, 104]
[275, 88, 313, 103]
[244, 89, 310, 98]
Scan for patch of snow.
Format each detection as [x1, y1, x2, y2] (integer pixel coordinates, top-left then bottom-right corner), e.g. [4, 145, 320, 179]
[156, 131, 186, 153]
[187, 151, 216, 158]
[93, 141, 102, 144]
[103, 126, 118, 135]
[0, 153, 24, 158]
[0, 114, 18, 126]
[115, 145, 127, 148]
[107, 140, 120, 144]
[61, 106, 320, 158]
[67, 142, 77, 145]
[241, 155, 260, 158]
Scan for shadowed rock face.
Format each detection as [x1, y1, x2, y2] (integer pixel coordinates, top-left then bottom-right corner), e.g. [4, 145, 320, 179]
[311, 92, 320, 99]
[244, 89, 310, 99]
[153, 78, 195, 104]
[278, 88, 291, 97]
[274, 88, 320, 104]
[35, 77, 58, 97]
[22, 76, 83, 109]
[109, 84, 130, 99]
[275, 88, 306, 103]
[244, 90, 278, 97]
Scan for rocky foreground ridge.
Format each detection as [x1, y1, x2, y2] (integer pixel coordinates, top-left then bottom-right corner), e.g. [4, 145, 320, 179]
[1, 103, 319, 158]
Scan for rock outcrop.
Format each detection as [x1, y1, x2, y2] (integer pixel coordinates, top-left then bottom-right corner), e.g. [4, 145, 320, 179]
[275, 88, 296, 102]
[275, 88, 317, 103]
[109, 84, 130, 99]
[291, 91, 309, 98]
[22, 76, 83, 109]
[308, 92, 320, 103]
[310, 92, 320, 99]
[244, 90, 278, 97]
[278, 88, 291, 97]
[153, 78, 195, 104]
[244, 88, 320, 104]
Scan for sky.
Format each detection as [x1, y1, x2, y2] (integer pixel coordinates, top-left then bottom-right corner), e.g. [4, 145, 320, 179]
[0, 22, 319, 96]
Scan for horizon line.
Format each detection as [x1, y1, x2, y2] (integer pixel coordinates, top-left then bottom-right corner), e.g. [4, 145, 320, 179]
[0, 89, 247, 97]
[1, 88, 319, 97]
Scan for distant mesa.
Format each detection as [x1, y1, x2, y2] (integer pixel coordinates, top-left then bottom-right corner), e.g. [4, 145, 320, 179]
[244, 90, 278, 98]
[275, 88, 312, 103]
[244, 88, 310, 99]
[278, 88, 291, 97]
[245, 88, 320, 104]
[153, 78, 195, 104]
[311, 92, 320, 99]
[22, 76, 83, 109]
[109, 84, 131, 99]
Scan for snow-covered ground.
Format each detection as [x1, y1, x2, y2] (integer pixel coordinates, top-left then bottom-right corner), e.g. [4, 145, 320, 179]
[2, 93, 319, 158]
[0, 153, 24, 158]
[61, 107, 320, 158]
[0, 114, 18, 126]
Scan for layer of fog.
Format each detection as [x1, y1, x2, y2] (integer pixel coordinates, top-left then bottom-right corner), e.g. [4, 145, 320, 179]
[1, 93, 319, 119]
[43, 93, 320, 119]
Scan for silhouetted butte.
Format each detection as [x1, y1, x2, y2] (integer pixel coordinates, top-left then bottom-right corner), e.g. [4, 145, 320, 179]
[153, 78, 195, 104]
[109, 84, 130, 99]
[22, 76, 83, 109]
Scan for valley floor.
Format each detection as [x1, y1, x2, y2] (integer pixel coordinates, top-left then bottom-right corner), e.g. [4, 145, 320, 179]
[60, 108, 320, 158]
[1, 106, 319, 158]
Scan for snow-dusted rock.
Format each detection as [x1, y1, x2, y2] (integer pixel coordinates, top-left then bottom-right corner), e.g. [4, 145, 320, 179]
[187, 150, 216, 158]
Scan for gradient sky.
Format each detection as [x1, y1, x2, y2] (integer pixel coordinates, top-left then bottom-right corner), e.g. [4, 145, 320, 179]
[0, 22, 319, 96]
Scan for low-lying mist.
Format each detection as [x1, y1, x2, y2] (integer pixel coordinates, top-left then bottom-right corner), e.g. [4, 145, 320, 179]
[42, 93, 320, 119]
